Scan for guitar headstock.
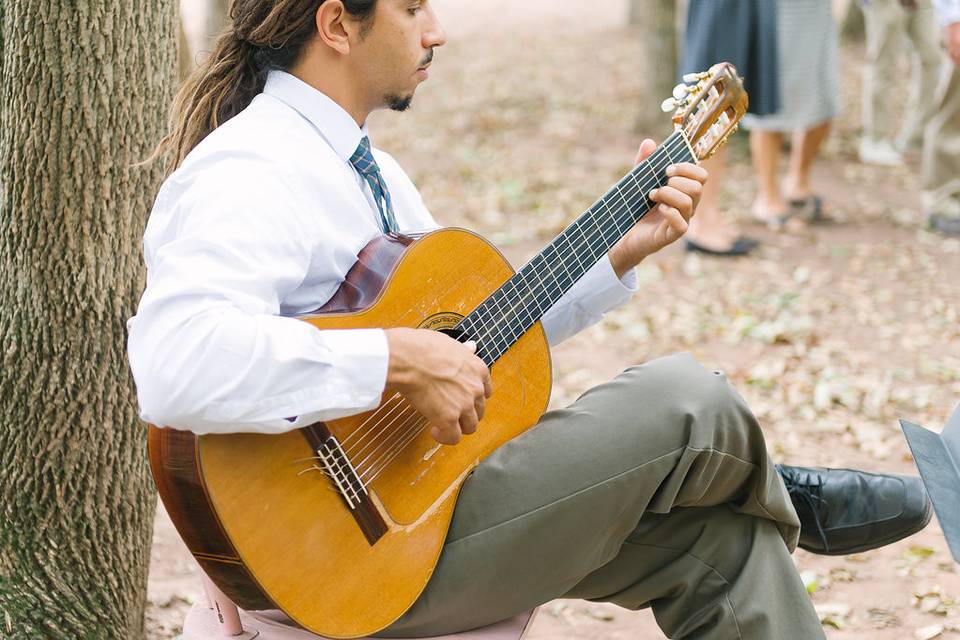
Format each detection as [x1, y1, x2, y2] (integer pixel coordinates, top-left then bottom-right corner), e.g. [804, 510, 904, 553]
[661, 62, 749, 161]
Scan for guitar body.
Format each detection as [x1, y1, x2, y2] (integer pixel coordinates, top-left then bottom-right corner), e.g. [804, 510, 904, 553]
[149, 228, 553, 638]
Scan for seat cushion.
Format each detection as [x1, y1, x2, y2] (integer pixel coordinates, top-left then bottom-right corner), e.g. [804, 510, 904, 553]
[181, 602, 536, 640]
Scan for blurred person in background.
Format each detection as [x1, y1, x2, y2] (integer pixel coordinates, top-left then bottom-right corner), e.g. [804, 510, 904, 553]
[680, 0, 777, 256]
[925, 0, 960, 235]
[859, 0, 942, 166]
[746, 0, 840, 230]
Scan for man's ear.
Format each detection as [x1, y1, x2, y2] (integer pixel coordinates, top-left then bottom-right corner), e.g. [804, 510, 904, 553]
[316, 0, 352, 56]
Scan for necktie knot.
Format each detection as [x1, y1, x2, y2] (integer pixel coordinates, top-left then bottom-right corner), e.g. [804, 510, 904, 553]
[349, 136, 380, 177]
[349, 136, 398, 234]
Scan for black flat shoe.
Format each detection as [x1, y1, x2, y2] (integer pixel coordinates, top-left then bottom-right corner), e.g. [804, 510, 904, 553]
[684, 235, 758, 257]
[928, 213, 960, 237]
[777, 464, 932, 556]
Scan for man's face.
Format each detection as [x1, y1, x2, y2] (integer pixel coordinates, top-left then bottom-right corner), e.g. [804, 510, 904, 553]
[349, 0, 447, 112]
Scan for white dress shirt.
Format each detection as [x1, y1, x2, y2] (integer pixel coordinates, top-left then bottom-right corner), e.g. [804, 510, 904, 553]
[127, 70, 637, 435]
[934, 0, 960, 24]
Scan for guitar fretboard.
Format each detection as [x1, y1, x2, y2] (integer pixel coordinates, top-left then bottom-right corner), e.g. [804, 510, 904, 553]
[457, 130, 695, 366]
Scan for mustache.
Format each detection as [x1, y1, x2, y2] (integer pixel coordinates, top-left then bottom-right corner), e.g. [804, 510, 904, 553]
[419, 49, 434, 68]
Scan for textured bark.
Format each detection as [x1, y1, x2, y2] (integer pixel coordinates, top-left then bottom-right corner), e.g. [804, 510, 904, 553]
[634, 0, 678, 132]
[0, 2, 177, 638]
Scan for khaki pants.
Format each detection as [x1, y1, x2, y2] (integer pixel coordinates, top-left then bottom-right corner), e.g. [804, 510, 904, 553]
[923, 60, 960, 217]
[862, 0, 943, 149]
[380, 353, 825, 640]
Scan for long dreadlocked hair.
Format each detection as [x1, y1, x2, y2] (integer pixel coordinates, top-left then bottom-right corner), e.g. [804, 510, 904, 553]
[150, 0, 377, 176]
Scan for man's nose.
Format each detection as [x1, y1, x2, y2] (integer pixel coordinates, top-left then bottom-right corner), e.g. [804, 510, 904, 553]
[422, 5, 447, 49]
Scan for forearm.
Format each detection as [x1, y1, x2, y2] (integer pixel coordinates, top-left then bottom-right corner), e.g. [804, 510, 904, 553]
[128, 306, 388, 434]
[541, 254, 638, 345]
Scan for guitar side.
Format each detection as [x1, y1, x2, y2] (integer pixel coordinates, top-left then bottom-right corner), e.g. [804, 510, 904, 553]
[149, 228, 552, 638]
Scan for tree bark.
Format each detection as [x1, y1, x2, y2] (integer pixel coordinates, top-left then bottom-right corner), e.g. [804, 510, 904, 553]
[0, 2, 176, 638]
[633, 0, 678, 133]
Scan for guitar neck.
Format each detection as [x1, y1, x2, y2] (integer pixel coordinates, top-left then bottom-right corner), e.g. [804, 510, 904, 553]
[457, 129, 696, 366]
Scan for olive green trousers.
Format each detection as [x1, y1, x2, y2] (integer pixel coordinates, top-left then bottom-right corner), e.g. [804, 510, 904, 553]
[380, 353, 825, 639]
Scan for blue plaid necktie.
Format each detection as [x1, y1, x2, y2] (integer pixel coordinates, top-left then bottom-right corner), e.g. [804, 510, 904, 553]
[349, 136, 398, 234]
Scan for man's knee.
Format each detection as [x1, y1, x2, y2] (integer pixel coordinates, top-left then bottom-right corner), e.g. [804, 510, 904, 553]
[620, 352, 756, 446]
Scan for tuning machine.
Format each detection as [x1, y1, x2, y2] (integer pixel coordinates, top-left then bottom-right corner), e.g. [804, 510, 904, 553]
[660, 97, 681, 113]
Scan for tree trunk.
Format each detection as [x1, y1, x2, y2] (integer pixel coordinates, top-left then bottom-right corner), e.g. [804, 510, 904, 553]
[0, 2, 176, 638]
[634, 0, 678, 134]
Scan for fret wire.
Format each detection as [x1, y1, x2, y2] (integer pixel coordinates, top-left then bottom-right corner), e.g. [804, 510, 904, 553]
[560, 224, 590, 276]
[550, 235, 574, 285]
[475, 133, 690, 362]
[466, 132, 692, 362]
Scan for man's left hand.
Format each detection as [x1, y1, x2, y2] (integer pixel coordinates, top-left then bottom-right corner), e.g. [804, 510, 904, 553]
[608, 138, 708, 278]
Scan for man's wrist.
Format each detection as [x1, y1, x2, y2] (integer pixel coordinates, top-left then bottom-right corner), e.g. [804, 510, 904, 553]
[385, 328, 418, 391]
[608, 245, 644, 280]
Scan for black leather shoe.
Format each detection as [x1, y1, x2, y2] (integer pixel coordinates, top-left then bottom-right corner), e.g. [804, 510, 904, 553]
[684, 235, 759, 257]
[776, 464, 932, 556]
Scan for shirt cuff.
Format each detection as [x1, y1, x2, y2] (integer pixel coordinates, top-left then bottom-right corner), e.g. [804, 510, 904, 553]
[587, 254, 639, 302]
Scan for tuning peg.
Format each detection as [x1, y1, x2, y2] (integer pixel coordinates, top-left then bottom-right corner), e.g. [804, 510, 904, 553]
[682, 72, 709, 83]
[672, 83, 691, 100]
[661, 97, 679, 113]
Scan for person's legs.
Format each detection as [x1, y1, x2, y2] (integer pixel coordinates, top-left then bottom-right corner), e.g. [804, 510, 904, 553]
[749, 129, 789, 225]
[862, 0, 904, 148]
[685, 148, 756, 255]
[379, 353, 811, 639]
[923, 61, 960, 234]
[784, 120, 831, 203]
[899, 0, 944, 151]
[686, 150, 733, 247]
[566, 505, 825, 639]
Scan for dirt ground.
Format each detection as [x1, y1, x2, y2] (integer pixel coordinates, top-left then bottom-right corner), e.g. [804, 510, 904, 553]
[148, 1, 960, 638]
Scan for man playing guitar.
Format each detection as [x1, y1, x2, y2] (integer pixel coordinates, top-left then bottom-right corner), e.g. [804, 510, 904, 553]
[130, 2, 932, 637]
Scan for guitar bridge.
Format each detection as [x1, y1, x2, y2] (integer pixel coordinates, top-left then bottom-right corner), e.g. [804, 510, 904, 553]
[316, 437, 365, 510]
[301, 423, 389, 546]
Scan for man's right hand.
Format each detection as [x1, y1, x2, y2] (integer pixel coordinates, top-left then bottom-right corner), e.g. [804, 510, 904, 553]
[385, 328, 492, 446]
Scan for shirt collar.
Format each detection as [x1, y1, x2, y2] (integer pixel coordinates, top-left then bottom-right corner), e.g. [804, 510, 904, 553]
[262, 70, 369, 161]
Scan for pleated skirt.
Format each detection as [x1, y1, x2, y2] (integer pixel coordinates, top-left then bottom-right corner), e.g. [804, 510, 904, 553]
[681, 0, 781, 117]
[743, 0, 841, 131]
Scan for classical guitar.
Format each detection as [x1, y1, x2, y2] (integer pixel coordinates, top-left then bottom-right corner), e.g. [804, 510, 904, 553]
[149, 62, 749, 638]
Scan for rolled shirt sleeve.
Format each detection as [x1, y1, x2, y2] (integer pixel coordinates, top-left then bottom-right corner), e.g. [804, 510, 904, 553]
[540, 255, 638, 345]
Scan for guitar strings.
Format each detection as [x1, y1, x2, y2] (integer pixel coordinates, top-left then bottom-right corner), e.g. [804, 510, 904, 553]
[464, 132, 691, 361]
[323, 135, 694, 495]
[326, 134, 694, 490]
[331, 133, 694, 467]
[341, 135, 694, 485]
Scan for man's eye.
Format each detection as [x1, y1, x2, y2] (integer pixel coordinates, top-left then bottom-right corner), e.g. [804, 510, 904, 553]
[408, 3, 422, 14]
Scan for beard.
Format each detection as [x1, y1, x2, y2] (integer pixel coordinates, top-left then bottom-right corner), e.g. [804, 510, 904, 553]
[385, 93, 414, 112]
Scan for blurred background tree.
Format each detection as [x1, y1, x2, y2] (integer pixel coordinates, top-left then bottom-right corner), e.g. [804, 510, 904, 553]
[630, 0, 678, 133]
[0, 2, 176, 637]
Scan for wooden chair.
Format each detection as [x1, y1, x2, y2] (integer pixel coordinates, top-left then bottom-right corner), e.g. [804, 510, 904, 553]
[181, 572, 537, 640]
